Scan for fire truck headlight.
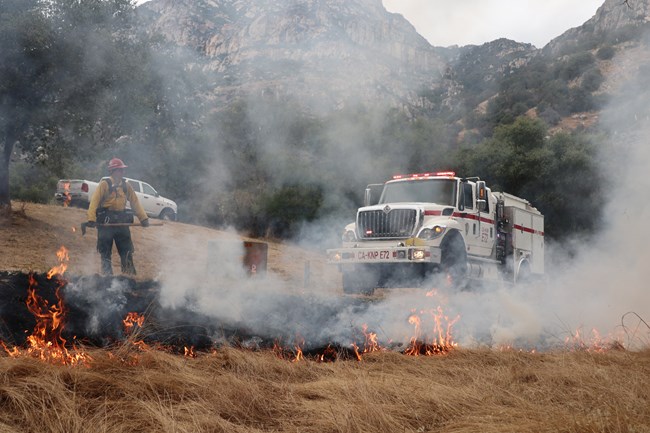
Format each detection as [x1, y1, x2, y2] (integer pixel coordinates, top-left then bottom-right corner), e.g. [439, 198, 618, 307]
[342, 230, 357, 242]
[418, 226, 446, 240]
[411, 249, 426, 260]
[329, 251, 342, 262]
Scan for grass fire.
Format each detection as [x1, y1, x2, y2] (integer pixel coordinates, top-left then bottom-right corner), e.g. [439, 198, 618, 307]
[0, 203, 648, 432]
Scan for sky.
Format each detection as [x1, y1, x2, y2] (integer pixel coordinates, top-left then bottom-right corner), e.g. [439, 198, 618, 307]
[382, 0, 605, 47]
[136, 0, 606, 48]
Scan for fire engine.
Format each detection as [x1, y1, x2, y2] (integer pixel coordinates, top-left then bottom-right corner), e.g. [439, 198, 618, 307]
[327, 171, 544, 294]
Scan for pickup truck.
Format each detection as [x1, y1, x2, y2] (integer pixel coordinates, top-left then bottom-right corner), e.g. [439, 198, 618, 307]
[54, 177, 178, 221]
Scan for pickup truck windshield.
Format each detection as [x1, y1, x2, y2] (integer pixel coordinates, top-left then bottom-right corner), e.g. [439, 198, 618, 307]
[379, 179, 457, 206]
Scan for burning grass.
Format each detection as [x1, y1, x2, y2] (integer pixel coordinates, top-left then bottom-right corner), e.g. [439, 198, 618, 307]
[0, 345, 649, 432]
[1, 224, 648, 431]
[3, 268, 648, 433]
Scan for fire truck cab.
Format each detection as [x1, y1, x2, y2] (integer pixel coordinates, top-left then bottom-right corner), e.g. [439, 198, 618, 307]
[327, 172, 544, 294]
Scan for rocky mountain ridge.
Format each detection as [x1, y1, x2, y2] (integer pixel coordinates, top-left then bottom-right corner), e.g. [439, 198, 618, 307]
[140, 0, 452, 112]
[138, 0, 650, 123]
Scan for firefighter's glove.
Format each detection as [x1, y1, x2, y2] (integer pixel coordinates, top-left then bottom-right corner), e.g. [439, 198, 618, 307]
[86, 221, 96, 228]
[141, 219, 150, 228]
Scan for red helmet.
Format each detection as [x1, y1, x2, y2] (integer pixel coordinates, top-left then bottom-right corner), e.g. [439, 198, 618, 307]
[108, 158, 128, 171]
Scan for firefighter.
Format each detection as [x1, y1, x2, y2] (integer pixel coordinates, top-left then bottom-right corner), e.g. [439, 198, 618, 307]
[87, 158, 150, 275]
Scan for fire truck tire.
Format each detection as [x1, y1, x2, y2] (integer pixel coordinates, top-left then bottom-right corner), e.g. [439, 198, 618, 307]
[342, 268, 376, 296]
[440, 233, 467, 290]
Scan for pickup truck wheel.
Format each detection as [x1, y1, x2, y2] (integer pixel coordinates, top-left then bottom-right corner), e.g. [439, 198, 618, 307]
[440, 234, 467, 290]
[159, 208, 176, 221]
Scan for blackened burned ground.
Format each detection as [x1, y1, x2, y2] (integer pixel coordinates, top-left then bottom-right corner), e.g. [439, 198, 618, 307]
[0, 272, 372, 354]
[0, 272, 162, 348]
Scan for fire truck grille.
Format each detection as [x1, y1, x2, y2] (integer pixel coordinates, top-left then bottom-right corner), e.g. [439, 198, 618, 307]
[358, 209, 418, 239]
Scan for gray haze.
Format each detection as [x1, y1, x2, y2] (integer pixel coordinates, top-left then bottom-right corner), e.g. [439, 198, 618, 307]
[143, 1, 649, 352]
[61, 0, 650, 351]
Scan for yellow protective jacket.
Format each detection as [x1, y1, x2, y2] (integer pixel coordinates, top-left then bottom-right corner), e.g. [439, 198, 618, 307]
[87, 177, 148, 223]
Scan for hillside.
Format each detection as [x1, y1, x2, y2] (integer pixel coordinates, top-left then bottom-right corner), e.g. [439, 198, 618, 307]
[7, 0, 650, 243]
[139, 0, 449, 112]
[0, 201, 339, 291]
[136, 0, 650, 125]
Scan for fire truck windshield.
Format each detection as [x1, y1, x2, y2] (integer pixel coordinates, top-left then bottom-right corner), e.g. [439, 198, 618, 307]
[379, 179, 457, 205]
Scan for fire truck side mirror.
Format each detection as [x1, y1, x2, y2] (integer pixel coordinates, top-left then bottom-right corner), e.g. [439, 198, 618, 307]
[364, 188, 371, 207]
[364, 183, 384, 207]
[458, 179, 466, 211]
[476, 181, 487, 212]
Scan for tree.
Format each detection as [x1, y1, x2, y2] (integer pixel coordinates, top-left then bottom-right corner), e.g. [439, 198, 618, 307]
[458, 117, 603, 239]
[0, 0, 162, 221]
[0, 0, 54, 218]
[262, 184, 323, 238]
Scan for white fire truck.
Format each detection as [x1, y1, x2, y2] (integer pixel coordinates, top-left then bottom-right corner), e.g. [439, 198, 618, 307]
[327, 171, 544, 294]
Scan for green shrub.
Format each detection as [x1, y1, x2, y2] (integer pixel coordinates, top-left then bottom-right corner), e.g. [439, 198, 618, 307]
[556, 52, 595, 81]
[581, 68, 604, 92]
[596, 45, 615, 60]
[262, 185, 324, 238]
[9, 161, 58, 204]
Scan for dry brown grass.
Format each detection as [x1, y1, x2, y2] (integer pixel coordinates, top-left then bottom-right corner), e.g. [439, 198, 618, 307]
[0, 346, 649, 433]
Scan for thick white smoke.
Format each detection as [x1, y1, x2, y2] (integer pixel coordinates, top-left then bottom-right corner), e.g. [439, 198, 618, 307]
[437, 41, 650, 349]
[146, 1, 650, 352]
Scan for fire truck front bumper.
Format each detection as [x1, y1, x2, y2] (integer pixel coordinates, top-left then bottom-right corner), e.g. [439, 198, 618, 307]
[327, 246, 441, 265]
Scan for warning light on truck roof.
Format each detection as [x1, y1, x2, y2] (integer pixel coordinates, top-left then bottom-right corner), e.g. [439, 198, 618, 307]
[392, 171, 456, 180]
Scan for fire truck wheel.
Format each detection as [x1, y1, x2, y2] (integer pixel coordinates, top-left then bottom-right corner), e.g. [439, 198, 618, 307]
[440, 233, 467, 290]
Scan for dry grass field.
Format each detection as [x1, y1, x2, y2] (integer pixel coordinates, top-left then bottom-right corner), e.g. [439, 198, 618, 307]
[1, 202, 649, 433]
[0, 345, 648, 433]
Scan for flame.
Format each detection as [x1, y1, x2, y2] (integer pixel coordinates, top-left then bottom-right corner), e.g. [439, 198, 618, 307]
[123, 312, 145, 334]
[292, 336, 305, 363]
[46, 246, 69, 279]
[361, 324, 381, 354]
[271, 336, 307, 362]
[184, 346, 196, 358]
[2, 247, 91, 366]
[404, 306, 459, 356]
[293, 346, 304, 362]
[351, 343, 362, 361]
[564, 327, 624, 352]
[62, 182, 72, 207]
[272, 340, 284, 358]
[121, 312, 150, 361]
[319, 345, 340, 362]
[133, 340, 150, 351]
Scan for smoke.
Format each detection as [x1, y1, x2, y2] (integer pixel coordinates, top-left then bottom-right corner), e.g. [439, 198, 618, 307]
[138, 2, 650, 353]
[61, 274, 157, 344]
[13, 0, 642, 353]
[537, 41, 650, 348]
[440, 39, 650, 350]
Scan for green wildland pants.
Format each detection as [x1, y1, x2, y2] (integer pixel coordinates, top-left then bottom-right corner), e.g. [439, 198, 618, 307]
[97, 225, 136, 275]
